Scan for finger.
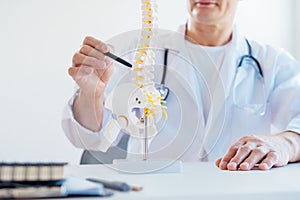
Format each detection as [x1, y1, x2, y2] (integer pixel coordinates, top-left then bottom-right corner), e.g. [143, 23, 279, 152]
[73, 52, 107, 69]
[227, 142, 257, 171]
[68, 66, 93, 81]
[104, 56, 113, 68]
[68, 67, 79, 78]
[79, 45, 105, 60]
[215, 158, 222, 168]
[240, 135, 264, 145]
[99, 59, 114, 84]
[258, 151, 279, 170]
[240, 146, 269, 171]
[83, 36, 109, 53]
[219, 141, 244, 170]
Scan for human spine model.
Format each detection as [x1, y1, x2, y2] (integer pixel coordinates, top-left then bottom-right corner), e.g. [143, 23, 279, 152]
[131, 0, 166, 121]
[102, 0, 166, 153]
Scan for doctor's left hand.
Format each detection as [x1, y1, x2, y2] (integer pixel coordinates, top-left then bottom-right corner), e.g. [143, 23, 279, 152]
[215, 131, 300, 171]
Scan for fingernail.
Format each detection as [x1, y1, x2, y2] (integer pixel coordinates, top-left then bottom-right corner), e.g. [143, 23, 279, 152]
[260, 163, 268, 169]
[241, 162, 249, 169]
[100, 44, 108, 52]
[228, 162, 237, 169]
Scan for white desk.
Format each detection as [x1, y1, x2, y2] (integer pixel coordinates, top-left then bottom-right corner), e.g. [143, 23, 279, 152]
[59, 162, 300, 200]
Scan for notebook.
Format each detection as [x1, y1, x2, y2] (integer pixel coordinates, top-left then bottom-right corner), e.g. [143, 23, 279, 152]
[0, 162, 67, 182]
[0, 177, 113, 199]
[0, 185, 66, 199]
[0, 163, 113, 198]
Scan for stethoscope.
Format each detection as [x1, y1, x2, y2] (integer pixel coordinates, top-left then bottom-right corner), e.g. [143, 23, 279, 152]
[157, 38, 263, 101]
[107, 38, 263, 102]
[238, 39, 263, 78]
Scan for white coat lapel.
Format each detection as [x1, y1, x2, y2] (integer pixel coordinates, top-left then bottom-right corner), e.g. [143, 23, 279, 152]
[201, 27, 249, 159]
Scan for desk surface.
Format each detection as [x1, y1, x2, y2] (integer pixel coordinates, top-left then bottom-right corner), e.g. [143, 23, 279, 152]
[60, 162, 300, 200]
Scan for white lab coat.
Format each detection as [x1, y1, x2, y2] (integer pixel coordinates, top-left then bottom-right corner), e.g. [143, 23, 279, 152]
[62, 25, 300, 162]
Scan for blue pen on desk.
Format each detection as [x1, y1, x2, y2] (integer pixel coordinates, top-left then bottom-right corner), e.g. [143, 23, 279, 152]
[86, 178, 143, 192]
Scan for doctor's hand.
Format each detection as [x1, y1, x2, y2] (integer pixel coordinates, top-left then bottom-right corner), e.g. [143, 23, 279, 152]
[68, 36, 114, 132]
[216, 131, 300, 171]
[68, 36, 114, 97]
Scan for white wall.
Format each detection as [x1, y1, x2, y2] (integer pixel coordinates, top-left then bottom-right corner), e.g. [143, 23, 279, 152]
[236, 0, 296, 58]
[0, 0, 299, 164]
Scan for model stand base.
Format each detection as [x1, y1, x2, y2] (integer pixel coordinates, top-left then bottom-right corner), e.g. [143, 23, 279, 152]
[112, 159, 182, 174]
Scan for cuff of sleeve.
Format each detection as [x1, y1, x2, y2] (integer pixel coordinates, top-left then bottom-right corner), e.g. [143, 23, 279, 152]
[67, 91, 103, 135]
[62, 91, 120, 151]
[286, 116, 300, 135]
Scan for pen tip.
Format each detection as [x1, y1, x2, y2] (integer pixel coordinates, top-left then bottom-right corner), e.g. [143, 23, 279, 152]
[131, 185, 143, 191]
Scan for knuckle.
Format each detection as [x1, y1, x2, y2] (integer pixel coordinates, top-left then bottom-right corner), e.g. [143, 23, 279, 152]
[250, 135, 264, 143]
[229, 145, 239, 152]
[252, 148, 265, 155]
[230, 157, 239, 163]
[240, 135, 252, 142]
[240, 145, 251, 153]
[268, 151, 279, 161]
[241, 135, 265, 144]
[241, 136, 250, 140]
[223, 156, 233, 163]
[255, 138, 264, 143]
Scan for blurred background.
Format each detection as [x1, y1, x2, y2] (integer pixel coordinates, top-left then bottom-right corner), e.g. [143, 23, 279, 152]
[0, 0, 299, 164]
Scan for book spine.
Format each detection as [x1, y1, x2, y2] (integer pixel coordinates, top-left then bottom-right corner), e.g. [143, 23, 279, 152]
[0, 162, 66, 182]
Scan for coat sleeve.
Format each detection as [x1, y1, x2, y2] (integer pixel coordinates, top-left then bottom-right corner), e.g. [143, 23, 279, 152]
[61, 92, 123, 151]
[270, 50, 300, 134]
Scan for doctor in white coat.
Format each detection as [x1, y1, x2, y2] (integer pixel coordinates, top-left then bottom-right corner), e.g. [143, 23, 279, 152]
[63, 0, 300, 171]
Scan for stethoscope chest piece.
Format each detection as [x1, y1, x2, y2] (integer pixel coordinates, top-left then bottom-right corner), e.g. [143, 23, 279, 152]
[155, 83, 169, 101]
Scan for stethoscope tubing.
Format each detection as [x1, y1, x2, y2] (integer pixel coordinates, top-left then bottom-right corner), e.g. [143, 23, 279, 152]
[107, 39, 263, 101]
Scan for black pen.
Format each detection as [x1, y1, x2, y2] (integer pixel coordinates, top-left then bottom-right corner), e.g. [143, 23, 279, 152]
[86, 178, 142, 192]
[104, 52, 132, 68]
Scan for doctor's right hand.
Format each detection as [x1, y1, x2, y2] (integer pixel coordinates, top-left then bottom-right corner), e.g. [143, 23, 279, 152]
[68, 36, 114, 97]
[68, 36, 114, 132]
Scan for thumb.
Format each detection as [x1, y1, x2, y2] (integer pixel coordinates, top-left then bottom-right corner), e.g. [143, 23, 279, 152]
[68, 67, 79, 79]
[68, 66, 93, 80]
[215, 157, 222, 168]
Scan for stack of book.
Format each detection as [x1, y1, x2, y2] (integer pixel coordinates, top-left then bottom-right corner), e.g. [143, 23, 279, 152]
[0, 162, 67, 199]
